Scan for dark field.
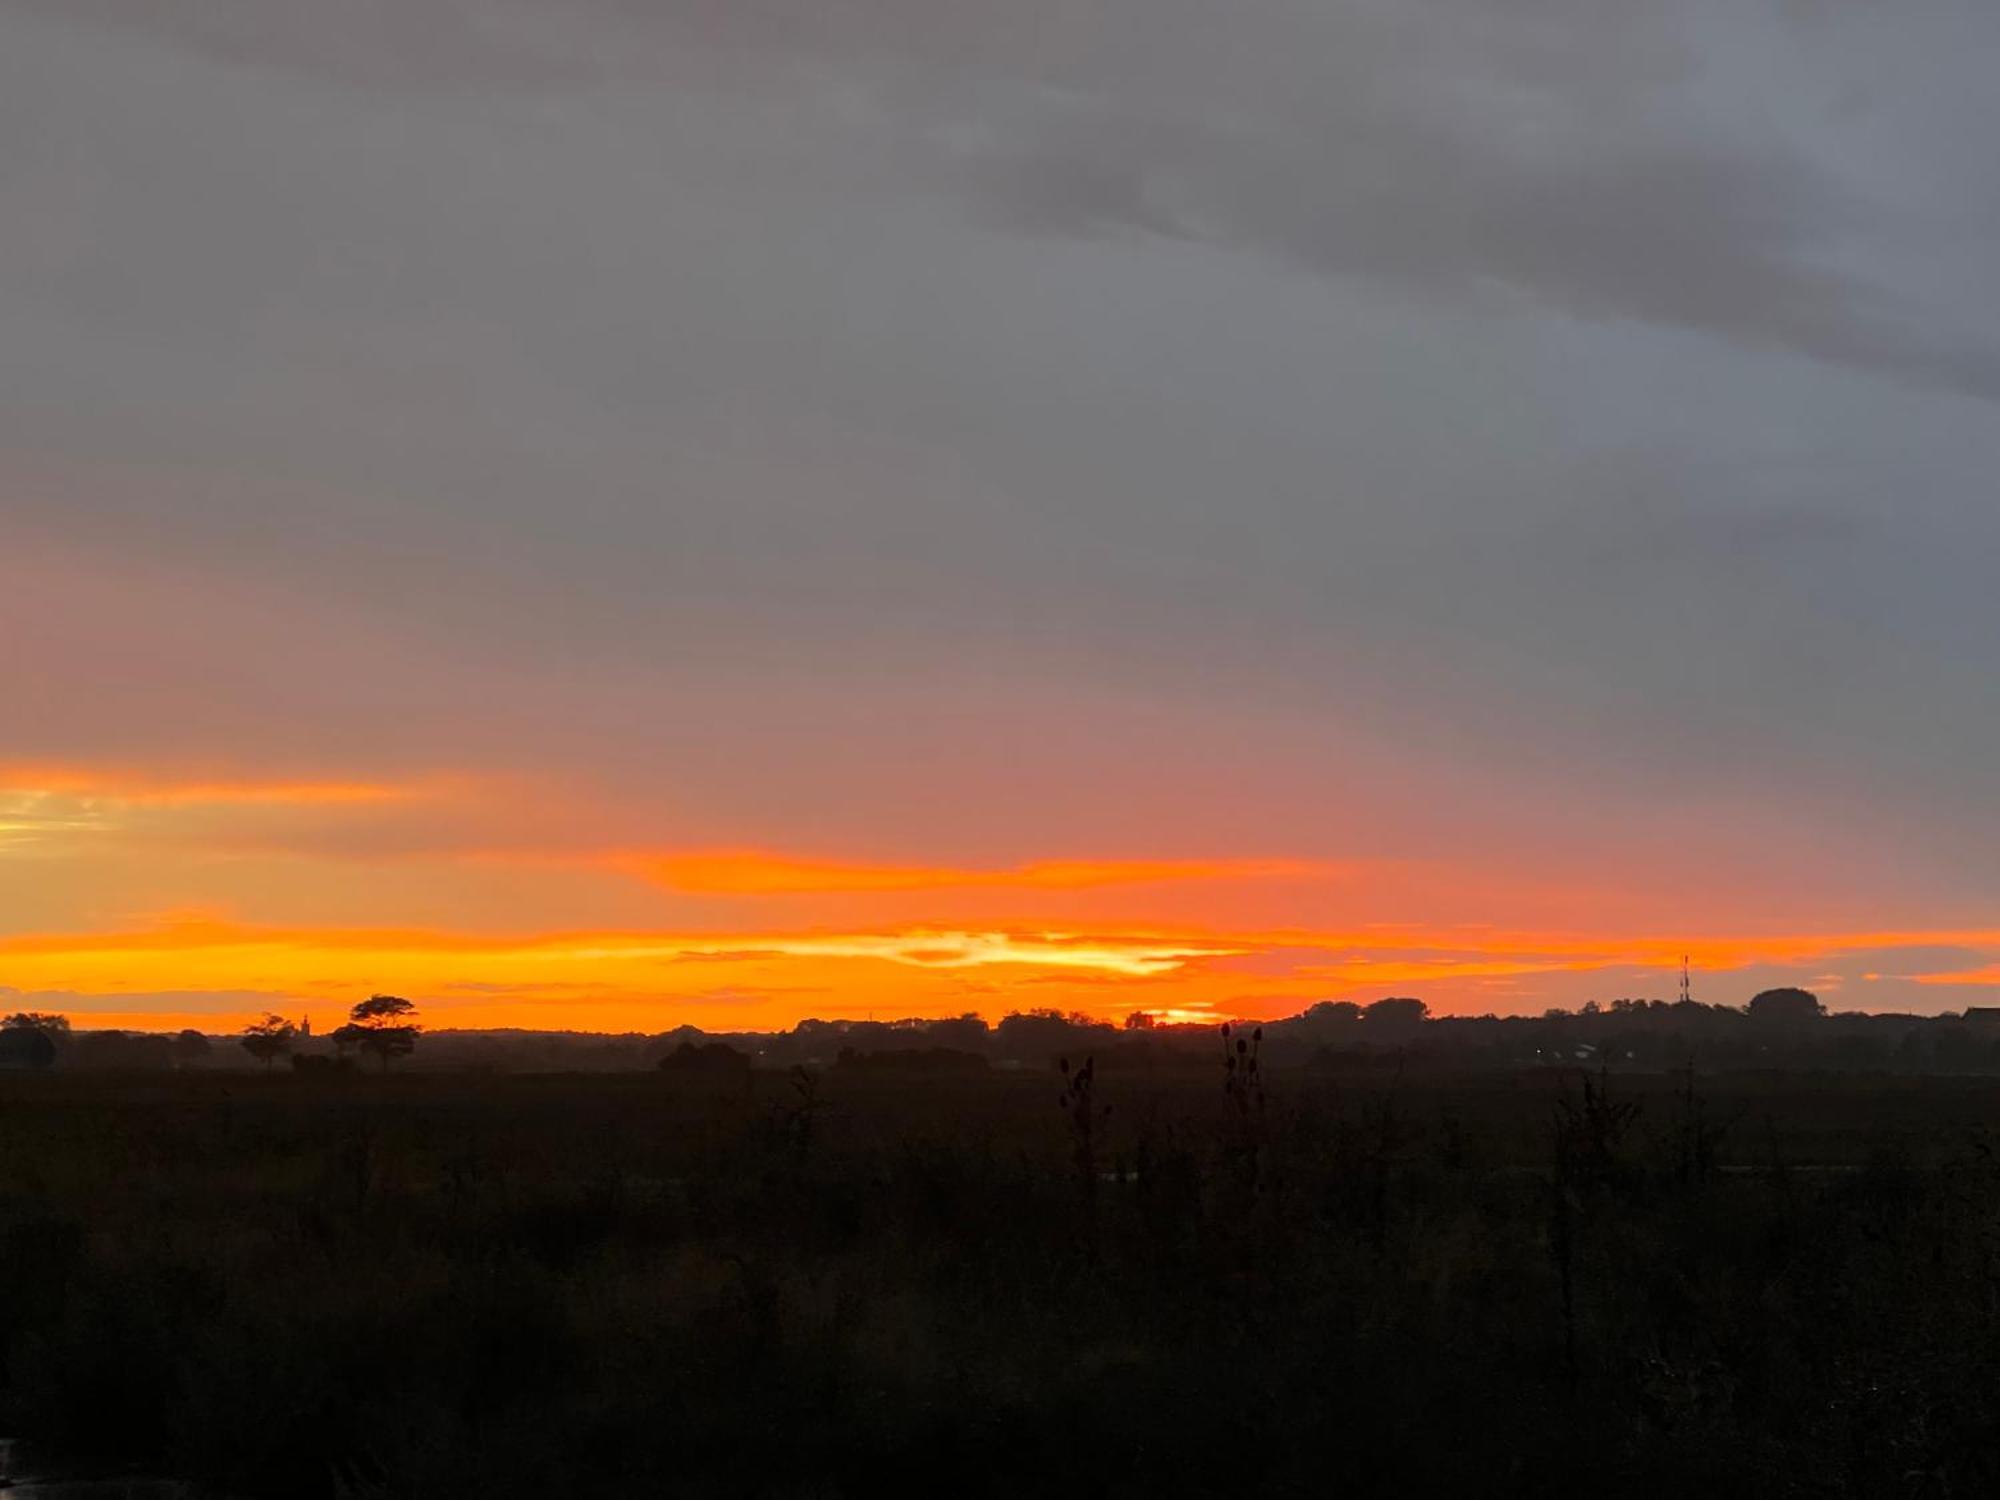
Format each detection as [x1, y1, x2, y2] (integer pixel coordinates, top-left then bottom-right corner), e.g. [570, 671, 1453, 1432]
[7, 1065, 2000, 1496]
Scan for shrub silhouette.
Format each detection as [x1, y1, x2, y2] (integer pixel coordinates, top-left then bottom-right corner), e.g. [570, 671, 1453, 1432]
[1056, 1053, 1112, 1251]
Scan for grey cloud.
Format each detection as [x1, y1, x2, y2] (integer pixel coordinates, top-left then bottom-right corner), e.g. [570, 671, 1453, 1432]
[19, 0, 1998, 397]
[3, 0, 586, 86]
[6, 0, 2000, 907]
[940, 50, 2000, 403]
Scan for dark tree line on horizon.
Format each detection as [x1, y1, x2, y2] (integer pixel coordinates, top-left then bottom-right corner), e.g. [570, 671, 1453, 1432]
[7, 986, 2000, 1075]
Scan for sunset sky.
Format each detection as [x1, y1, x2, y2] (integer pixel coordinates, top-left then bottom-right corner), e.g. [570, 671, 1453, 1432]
[6, 1, 2000, 1031]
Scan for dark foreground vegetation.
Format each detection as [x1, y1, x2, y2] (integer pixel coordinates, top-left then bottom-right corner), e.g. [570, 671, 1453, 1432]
[8, 1058, 2000, 1496]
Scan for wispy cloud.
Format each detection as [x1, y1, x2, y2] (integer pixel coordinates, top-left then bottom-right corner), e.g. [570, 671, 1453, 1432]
[0, 766, 485, 862]
[1914, 964, 2000, 988]
[629, 850, 1319, 895]
[0, 765, 417, 809]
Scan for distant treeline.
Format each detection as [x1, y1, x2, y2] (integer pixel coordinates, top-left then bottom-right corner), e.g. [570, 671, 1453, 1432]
[10, 988, 2000, 1074]
[662, 993, 2000, 1075]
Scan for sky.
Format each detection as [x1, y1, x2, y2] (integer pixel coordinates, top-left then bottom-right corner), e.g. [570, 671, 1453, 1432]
[5, 0, 2000, 1032]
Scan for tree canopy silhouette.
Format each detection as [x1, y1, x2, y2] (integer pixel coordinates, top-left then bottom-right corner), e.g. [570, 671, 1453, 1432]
[331, 994, 422, 1070]
[1361, 997, 1430, 1035]
[172, 1028, 212, 1068]
[240, 1014, 297, 1071]
[3, 1011, 71, 1034]
[1298, 1000, 1363, 1037]
[1747, 987, 1825, 1024]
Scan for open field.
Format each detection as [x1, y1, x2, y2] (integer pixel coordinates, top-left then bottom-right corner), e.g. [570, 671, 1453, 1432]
[6, 1064, 2000, 1495]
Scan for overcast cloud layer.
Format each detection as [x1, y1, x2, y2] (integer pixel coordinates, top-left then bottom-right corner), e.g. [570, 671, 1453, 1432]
[5, 0, 2000, 1019]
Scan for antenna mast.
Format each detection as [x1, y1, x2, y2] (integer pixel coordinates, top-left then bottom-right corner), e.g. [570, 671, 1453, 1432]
[1680, 954, 1692, 1006]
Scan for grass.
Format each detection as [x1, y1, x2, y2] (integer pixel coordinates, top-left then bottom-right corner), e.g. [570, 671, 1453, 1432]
[5, 1063, 2000, 1495]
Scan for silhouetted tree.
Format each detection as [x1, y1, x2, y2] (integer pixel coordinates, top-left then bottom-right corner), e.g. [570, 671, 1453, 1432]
[926, 1013, 990, 1051]
[1747, 987, 1825, 1024]
[1306, 1000, 1362, 1023]
[240, 1014, 297, 1071]
[330, 994, 421, 1071]
[1361, 997, 1430, 1039]
[172, 1029, 212, 1069]
[1296, 1000, 1362, 1041]
[3, 1011, 70, 1034]
[997, 1009, 1111, 1063]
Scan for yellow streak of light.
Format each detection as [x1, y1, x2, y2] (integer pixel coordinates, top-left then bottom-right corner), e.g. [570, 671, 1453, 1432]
[0, 765, 414, 808]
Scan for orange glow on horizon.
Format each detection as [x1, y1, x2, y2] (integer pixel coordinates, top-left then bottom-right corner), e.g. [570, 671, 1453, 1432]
[5, 760, 1995, 1032]
[3, 915, 1998, 1034]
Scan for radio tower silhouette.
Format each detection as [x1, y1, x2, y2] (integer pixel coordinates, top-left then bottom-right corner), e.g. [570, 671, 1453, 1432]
[1679, 954, 1692, 1005]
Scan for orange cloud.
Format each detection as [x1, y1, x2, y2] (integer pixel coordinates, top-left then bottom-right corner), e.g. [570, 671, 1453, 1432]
[630, 850, 1317, 895]
[1913, 965, 2000, 987]
[1240, 925, 2000, 973]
